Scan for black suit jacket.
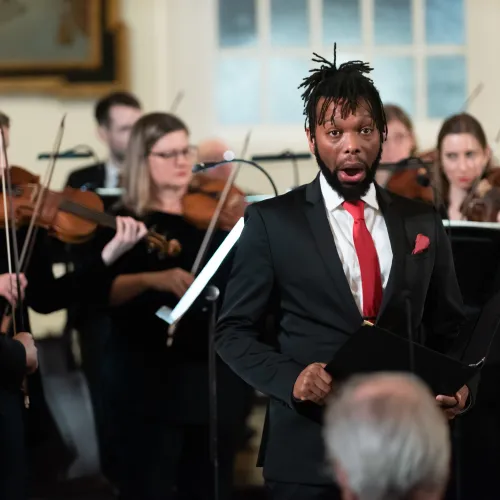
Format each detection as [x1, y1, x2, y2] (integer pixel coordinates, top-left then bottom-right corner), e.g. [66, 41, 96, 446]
[215, 175, 466, 485]
[65, 163, 105, 190]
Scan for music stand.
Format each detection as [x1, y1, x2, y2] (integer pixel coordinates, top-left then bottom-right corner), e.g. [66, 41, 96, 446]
[156, 217, 245, 500]
[443, 221, 500, 312]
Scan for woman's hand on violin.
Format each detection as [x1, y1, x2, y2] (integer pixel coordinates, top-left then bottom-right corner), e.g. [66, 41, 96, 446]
[147, 268, 194, 298]
[101, 216, 148, 266]
[0, 273, 27, 307]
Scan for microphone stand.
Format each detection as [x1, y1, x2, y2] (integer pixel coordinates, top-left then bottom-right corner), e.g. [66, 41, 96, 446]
[194, 159, 279, 197]
[205, 285, 220, 500]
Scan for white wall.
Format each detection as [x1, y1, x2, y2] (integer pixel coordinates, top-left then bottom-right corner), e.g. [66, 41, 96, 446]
[2, 0, 500, 195]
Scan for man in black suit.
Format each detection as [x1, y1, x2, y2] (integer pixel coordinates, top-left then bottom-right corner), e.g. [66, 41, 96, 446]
[215, 48, 470, 499]
[65, 91, 142, 192]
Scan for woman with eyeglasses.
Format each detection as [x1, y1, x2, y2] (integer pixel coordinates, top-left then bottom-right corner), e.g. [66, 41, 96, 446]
[99, 112, 248, 500]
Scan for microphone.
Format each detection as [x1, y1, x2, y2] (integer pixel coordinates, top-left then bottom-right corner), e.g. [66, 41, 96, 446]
[193, 158, 279, 197]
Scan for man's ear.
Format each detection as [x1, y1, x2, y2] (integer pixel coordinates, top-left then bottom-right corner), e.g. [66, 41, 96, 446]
[97, 125, 108, 143]
[306, 128, 315, 155]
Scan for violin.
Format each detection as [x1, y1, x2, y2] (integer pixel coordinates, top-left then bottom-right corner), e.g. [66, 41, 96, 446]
[460, 168, 500, 222]
[0, 165, 180, 256]
[183, 175, 247, 231]
[384, 149, 437, 203]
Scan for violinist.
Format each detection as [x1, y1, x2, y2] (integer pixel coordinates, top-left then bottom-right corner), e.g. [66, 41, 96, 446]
[376, 103, 417, 187]
[431, 112, 493, 220]
[0, 271, 36, 500]
[0, 216, 147, 500]
[100, 112, 247, 500]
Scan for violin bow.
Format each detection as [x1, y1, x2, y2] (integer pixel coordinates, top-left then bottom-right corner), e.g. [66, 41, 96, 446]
[170, 91, 185, 113]
[165, 130, 252, 346]
[19, 115, 66, 270]
[0, 125, 30, 408]
[190, 129, 252, 275]
[460, 82, 484, 112]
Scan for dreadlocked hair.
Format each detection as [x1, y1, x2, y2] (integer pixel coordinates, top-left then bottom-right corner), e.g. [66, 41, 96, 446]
[299, 43, 387, 142]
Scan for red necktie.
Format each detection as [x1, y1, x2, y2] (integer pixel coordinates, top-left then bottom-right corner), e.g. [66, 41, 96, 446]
[342, 200, 383, 319]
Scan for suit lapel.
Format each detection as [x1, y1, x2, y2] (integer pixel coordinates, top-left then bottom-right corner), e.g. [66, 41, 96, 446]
[304, 176, 361, 323]
[377, 187, 406, 319]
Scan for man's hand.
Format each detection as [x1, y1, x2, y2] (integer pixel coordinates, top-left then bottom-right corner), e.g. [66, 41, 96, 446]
[13, 332, 38, 374]
[293, 362, 333, 405]
[436, 385, 469, 420]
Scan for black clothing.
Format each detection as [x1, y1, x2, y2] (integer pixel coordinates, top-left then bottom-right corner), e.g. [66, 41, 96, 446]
[65, 163, 106, 191]
[216, 176, 467, 489]
[102, 206, 250, 499]
[0, 227, 113, 499]
[266, 481, 341, 500]
[0, 335, 27, 500]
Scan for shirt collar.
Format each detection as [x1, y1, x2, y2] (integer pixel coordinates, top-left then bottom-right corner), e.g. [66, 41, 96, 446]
[106, 159, 120, 173]
[319, 172, 379, 212]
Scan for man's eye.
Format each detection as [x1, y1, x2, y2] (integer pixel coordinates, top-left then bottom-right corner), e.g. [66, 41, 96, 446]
[361, 127, 373, 134]
[329, 130, 341, 137]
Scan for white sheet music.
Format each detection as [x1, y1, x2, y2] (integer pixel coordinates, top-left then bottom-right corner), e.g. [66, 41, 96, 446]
[156, 217, 245, 325]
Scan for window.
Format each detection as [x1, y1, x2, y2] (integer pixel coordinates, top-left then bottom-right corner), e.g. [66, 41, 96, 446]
[216, 0, 466, 125]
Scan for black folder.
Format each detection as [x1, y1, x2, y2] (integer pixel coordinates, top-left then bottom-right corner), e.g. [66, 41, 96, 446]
[325, 324, 480, 396]
[325, 288, 500, 396]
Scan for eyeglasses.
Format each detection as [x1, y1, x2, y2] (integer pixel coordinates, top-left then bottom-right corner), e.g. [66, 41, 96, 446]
[149, 145, 197, 162]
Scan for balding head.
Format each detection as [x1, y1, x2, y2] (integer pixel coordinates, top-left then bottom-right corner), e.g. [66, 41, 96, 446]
[196, 137, 234, 181]
[324, 373, 450, 500]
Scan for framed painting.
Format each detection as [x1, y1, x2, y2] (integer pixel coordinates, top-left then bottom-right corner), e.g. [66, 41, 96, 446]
[0, 0, 128, 97]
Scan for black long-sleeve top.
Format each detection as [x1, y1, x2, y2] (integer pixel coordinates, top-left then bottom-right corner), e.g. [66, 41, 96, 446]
[99, 206, 243, 423]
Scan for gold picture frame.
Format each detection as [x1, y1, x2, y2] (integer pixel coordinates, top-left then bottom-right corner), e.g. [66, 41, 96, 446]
[0, 0, 128, 97]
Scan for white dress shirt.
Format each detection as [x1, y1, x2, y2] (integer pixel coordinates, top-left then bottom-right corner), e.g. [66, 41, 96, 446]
[319, 173, 393, 315]
[104, 159, 121, 188]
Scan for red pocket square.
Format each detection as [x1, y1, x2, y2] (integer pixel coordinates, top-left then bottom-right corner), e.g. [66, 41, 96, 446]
[412, 234, 430, 255]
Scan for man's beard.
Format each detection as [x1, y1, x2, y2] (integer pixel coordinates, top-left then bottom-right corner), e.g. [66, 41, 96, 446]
[314, 144, 381, 201]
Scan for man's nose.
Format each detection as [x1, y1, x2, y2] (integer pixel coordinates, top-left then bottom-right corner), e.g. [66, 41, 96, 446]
[344, 133, 361, 155]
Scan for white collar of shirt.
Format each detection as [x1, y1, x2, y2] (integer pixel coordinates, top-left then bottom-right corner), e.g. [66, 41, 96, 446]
[319, 172, 379, 213]
[104, 159, 121, 188]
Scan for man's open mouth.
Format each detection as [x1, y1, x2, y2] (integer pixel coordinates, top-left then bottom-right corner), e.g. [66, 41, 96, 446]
[337, 164, 366, 183]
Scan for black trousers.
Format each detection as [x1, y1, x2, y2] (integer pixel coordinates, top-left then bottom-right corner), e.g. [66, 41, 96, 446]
[113, 418, 236, 500]
[0, 388, 26, 500]
[266, 480, 342, 500]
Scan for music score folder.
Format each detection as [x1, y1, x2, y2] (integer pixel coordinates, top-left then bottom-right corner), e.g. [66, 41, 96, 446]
[325, 323, 482, 396]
